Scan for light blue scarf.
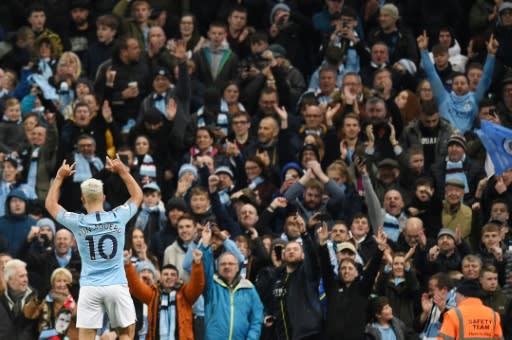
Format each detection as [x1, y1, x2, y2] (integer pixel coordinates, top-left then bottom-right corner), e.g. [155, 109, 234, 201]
[73, 152, 104, 182]
[445, 156, 469, 193]
[26, 147, 39, 189]
[159, 291, 177, 340]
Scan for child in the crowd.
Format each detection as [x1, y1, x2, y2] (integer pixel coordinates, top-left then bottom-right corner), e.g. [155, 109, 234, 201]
[364, 296, 414, 340]
[0, 98, 25, 155]
[131, 182, 167, 242]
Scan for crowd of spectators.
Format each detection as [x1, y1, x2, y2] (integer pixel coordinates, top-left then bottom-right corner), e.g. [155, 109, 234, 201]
[0, 0, 511, 339]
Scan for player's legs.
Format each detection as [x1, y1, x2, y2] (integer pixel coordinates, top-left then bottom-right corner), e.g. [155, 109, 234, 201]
[104, 285, 136, 330]
[78, 328, 98, 340]
[76, 286, 105, 338]
[117, 323, 135, 340]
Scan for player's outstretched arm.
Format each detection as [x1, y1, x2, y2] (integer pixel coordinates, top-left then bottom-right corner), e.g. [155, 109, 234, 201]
[106, 154, 143, 207]
[46, 160, 75, 218]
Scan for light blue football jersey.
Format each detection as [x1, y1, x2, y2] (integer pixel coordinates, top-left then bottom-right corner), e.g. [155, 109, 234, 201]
[57, 201, 138, 286]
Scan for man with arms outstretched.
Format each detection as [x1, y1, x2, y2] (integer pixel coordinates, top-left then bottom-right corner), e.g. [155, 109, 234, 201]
[45, 157, 143, 340]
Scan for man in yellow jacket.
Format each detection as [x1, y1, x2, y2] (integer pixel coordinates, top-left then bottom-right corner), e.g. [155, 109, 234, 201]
[438, 279, 503, 340]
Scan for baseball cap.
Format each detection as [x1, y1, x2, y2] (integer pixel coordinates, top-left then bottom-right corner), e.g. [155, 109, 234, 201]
[437, 227, 456, 240]
[445, 178, 465, 189]
[215, 166, 234, 179]
[143, 182, 161, 193]
[153, 66, 172, 81]
[268, 44, 287, 58]
[377, 158, 400, 169]
[380, 4, 399, 18]
[499, 2, 512, 13]
[337, 242, 357, 254]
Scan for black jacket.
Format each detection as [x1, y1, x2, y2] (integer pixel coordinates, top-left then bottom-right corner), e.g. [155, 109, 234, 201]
[319, 243, 383, 340]
[0, 288, 38, 340]
[375, 270, 420, 329]
[269, 232, 323, 340]
[364, 317, 417, 340]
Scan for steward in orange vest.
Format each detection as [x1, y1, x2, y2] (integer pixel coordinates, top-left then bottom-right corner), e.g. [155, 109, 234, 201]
[438, 279, 503, 340]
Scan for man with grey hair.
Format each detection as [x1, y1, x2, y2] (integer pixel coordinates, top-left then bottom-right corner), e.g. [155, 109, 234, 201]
[45, 156, 143, 340]
[0, 259, 38, 339]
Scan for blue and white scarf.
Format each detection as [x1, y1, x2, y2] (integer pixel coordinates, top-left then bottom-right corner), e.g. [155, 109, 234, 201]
[73, 152, 104, 182]
[383, 212, 400, 242]
[248, 176, 264, 191]
[445, 155, 469, 193]
[26, 147, 39, 189]
[159, 291, 177, 340]
[38, 58, 53, 79]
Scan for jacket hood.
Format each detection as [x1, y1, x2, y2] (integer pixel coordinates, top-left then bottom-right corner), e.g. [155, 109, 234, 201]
[5, 188, 28, 216]
[7, 188, 28, 202]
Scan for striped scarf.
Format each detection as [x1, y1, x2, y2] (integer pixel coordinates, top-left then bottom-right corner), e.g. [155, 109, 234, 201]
[445, 156, 469, 193]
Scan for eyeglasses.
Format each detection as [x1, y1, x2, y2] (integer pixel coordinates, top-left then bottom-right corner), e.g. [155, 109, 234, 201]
[78, 143, 93, 148]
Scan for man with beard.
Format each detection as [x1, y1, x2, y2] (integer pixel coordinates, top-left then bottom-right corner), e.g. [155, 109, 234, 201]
[267, 213, 323, 339]
[246, 110, 299, 180]
[363, 96, 403, 164]
[94, 36, 151, 127]
[425, 227, 471, 277]
[64, 0, 96, 60]
[400, 100, 454, 170]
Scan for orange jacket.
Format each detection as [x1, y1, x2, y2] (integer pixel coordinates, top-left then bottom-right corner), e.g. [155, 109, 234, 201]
[125, 261, 205, 340]
[437, 297, 504, 340]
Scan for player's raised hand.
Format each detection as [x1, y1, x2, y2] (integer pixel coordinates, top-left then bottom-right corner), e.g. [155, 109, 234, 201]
[106, 154, 128, 174]
[56, 160, 76, 179]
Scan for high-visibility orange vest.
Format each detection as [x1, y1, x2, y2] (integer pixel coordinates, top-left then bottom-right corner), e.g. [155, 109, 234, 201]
[438, 297, 504, 340]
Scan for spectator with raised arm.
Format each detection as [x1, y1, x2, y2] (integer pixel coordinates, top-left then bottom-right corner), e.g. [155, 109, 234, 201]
[267, 213, 323, 339]
[197, 226, 263, 340]
[417, 30, 498, 133]
[124, 247, 205, 340]
[317, 223, 388, 340]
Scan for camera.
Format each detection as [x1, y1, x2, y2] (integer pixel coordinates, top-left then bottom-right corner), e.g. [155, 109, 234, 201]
[39, 233, 53, 250]
[274, 245, 283, 258]
[119, 154, 130, 166]
[372, 119, 391, 139]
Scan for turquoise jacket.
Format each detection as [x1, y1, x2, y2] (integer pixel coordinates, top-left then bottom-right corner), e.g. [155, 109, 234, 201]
[201, 245, 263, 340]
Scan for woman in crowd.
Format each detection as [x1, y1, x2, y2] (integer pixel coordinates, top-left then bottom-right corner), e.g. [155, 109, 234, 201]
[24, 268, 78, 340]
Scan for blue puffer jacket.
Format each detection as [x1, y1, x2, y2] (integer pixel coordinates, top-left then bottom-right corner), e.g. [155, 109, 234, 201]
[200, 245, 263, 340]
[0, 188, 35, 256]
